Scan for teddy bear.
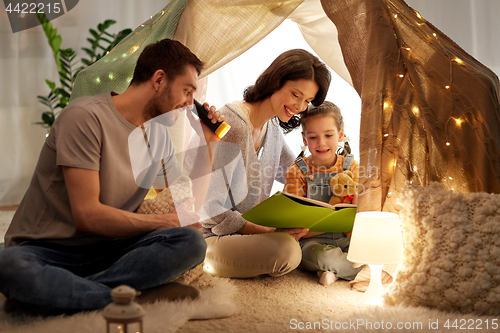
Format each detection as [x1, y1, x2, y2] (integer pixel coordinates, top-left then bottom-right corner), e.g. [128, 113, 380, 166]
[329, 170, 357, 206]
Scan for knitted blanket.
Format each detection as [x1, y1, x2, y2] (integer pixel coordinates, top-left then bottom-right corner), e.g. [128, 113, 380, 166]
[385, 182, 500, 316]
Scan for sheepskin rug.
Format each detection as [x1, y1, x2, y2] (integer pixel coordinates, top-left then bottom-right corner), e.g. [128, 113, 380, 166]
[385, 182, 500, 315]
[0, 275, 237, 333]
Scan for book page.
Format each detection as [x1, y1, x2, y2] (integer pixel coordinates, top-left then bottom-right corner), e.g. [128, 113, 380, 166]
[279, 191, 356, 210]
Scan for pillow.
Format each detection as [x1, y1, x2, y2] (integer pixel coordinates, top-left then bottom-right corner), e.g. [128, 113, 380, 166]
[136, 174, 204, 283]
[136, 175, 194, 215]
[385, 182, 500, 316]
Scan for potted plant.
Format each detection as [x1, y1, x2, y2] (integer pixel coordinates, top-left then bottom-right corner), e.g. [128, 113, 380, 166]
[35, 13, 131, 132]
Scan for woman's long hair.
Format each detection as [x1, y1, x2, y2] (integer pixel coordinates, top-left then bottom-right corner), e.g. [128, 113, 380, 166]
[243, 49, 331, 134]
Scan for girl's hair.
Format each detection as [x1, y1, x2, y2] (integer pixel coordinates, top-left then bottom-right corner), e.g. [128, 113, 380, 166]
[299, 101, 352, 158]
[243, 49, 331, 134]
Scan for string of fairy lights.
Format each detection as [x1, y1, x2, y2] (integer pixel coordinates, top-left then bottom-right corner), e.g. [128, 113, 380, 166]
[92, 8, 170, 87]
[383, 1, 469, 192]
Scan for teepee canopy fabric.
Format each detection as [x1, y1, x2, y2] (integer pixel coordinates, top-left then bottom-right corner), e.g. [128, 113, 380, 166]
[71, 0, 190, 100]
[322, 0, 500, 211]
[71, 0, 304, 100]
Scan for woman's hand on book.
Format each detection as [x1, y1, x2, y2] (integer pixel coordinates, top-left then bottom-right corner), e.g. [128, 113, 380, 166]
[275, 228, 309, 240]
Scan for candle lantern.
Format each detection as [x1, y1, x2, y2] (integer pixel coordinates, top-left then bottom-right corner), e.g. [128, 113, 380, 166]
[103, 285, 145, 333]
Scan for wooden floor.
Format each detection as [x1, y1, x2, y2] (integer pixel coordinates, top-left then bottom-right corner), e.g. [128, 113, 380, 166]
[0, 205, 18, 211]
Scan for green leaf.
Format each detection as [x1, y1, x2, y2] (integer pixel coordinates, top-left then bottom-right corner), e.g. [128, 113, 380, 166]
[81, 59, 93, 66]
[89, 29, 100, 40]
[58, 90, 71, 99]
[102, 19, 116, 29]
[82, 47, 96, 58]
[60, 62, 70, 73]
[100, 37, 112, 44]
[87, 38, 98, 49]
[36, 12, 49, 24]
[50, 35, 62, 53]
[42, 112, 56, 126]
[45, 80, 56, 90]
[37, 97, 52, 107]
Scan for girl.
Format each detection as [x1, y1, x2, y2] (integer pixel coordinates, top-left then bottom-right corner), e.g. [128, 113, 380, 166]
[201, 49, 331, 278]
[284, 101, 363, 286]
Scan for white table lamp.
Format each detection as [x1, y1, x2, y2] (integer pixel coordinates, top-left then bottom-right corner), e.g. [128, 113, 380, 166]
[347, 211, 404, 304]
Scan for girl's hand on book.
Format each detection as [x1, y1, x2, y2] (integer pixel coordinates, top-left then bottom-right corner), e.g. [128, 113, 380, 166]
[275, 228, 309, 240]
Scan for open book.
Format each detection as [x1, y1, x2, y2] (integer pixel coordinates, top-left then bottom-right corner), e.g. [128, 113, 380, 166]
[241, 191, 356, 232]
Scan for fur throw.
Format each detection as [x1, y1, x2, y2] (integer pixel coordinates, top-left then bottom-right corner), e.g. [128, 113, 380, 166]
[385, 182, 500, 316]
[136, 175, 194, 214]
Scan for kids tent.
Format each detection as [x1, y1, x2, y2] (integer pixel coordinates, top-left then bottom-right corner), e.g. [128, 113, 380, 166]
[72, 0, 500, 212]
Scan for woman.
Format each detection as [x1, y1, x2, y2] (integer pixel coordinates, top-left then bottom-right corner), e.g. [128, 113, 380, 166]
[201, 49, 331, 278]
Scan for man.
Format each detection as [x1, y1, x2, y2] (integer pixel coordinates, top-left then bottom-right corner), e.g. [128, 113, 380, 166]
[0, 39, 222, 314]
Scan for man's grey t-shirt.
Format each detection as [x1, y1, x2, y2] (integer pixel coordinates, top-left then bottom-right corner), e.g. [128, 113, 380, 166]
[5, 93, 180, 247]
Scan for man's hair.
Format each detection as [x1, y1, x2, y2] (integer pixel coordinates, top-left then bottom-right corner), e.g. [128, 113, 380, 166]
[243, 49, 331, 134]
[130, 39, 204, 85]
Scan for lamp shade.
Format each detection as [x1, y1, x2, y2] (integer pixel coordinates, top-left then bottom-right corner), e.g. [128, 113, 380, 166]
[347, 211, 404, 265]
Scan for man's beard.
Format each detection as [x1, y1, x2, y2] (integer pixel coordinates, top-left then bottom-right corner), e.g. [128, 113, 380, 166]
[143, 83, 177, 122]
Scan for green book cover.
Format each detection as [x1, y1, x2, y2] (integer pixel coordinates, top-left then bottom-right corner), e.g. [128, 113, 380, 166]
[242, 191, 356, 232]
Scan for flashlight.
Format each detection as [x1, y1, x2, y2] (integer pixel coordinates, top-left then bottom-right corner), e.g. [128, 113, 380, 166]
[192, 99, 231, 139]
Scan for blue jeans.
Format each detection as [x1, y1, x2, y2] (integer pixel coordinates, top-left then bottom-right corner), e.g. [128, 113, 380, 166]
[299, 232, 363, 280]
[0, 228, 206, 310]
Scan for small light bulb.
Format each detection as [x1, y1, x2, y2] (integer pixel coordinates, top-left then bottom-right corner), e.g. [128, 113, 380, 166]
[413, 166, 418, 171]
[405, 47, 411, 51]
[130, 45, 141, 54]
[445, 85, 450, 89]
[415, 11, 422, 19]
[433, 33, 437, 37]
[453, 58, 464, 65]
[399, 74, 404, 78]
[454, 118, 463, 125]
[446, 142, 451, 146]
[384, 133, 389, 137]
[394, 14, 398, 18]
[448, 177, 453, 180]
